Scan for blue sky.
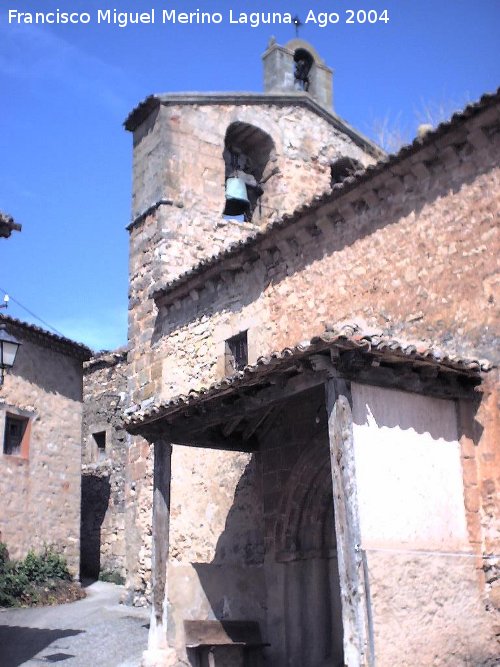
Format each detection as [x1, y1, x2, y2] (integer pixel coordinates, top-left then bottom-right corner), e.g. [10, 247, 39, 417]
[1, 0, 499, 351]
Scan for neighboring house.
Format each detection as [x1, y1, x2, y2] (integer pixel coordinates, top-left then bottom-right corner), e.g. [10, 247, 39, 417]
[81, 348, 128, 581]
[120, 38, 499, 667]
[0, 315, 91, 576]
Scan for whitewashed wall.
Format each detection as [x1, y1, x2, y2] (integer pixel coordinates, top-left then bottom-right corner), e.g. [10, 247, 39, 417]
[350, 383, 494, 666]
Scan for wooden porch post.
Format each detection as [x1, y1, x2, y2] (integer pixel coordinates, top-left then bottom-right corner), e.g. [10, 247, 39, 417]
[143, 440, 177, 667]
[325, 378, 374, 667]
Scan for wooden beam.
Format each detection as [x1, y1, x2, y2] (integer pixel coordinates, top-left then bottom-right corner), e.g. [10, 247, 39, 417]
[144, 424, 255, 452]
[325, 379, 373, 667]
[348, 364, 478, 400]
[242, 406, 274, 441]
[256, 406, 280, 442]
[129, 359, 479, 442]
[148, 440, 173, 653]
[191, 369, 328, 431]
[222, 416, 243, 437]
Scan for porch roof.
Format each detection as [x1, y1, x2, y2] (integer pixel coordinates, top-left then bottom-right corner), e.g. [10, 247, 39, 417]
[124, 324, 491, 449]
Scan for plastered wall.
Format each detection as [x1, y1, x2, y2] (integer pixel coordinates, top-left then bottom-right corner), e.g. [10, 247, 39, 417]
[352, 383, 498, 666]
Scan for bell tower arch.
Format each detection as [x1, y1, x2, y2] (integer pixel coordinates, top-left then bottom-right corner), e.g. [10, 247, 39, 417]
[263, 38, 334, 109]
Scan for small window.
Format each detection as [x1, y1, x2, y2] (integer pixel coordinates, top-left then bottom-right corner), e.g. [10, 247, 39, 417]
[225, 331, 248, 375]
[92, 431, 107, 462]
[3, 414, 29, 456]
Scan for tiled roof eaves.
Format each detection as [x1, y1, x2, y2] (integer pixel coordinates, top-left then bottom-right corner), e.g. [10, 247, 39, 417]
[123, 92, 382, 157]
[0, 211, 22, 237]
[124, 325, 493, 428]
[84, 348, 128, 372]
[0, 314, 92, 360]
[151, 88, 500, 305]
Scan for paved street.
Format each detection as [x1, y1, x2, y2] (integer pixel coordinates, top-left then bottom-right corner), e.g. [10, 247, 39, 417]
[0, 581, 150, 667]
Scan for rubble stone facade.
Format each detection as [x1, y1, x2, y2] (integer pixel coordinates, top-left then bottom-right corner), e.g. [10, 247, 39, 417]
[81, 349, 128, 580]
[134, 101, 499, 404]
[0, 316, 90, 576]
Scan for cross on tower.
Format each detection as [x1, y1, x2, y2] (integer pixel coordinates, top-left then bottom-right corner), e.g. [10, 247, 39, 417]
[292, 15, 302, 38]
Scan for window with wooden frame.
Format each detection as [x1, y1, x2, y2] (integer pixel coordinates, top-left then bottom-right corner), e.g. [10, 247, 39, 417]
[225, 331, 248, 375]
[3, 413, 31, 457]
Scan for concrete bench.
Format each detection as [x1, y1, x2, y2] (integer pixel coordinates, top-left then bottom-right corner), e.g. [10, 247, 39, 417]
[184, 620, 268, 667]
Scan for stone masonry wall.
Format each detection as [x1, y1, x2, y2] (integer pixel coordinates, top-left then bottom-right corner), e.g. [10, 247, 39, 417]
[130, 102, 374, 225]
[352, 383, 498, 666]
[166, 445, 265, 657]
[124, 434, 153, 605]
[128, 101, 376, 407]
[82, 350, 128, 579]
[0, 333, 83, 576]
[133, 103, 499, 404]
[125, 96, 500, 643]
[124, 97, 376, 602]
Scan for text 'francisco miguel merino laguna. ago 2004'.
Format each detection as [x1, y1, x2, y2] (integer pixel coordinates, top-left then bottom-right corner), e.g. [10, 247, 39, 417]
[7, 8, 391, 28]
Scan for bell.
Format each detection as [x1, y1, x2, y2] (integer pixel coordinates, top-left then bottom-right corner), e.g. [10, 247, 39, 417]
[224, 177, 250, 216]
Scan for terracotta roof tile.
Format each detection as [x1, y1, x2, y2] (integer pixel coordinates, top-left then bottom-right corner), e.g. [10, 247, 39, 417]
[0, 314, 92, 360]
[124, 323, 492, 428]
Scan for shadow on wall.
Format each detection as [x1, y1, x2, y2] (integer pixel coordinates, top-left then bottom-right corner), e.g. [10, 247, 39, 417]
[192, 388, 344, 667]
[80, 473, 111, 580]
[0, 626, 82, 667]
[352, 383, 482, 442]
[10, 342, 83, 402]
[192, 454, 266, 623]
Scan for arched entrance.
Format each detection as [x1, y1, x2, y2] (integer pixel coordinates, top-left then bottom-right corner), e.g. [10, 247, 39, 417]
[275, 439, 344, 666]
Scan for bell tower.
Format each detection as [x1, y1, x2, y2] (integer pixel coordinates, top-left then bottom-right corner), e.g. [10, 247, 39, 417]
[125, 39, 382, 403]
[263, 38, 334, 109]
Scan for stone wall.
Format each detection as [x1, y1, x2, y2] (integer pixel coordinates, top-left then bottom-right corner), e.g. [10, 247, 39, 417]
[0, 325, 85, 576]
[124, 94, 379, 611]
[127, 99, 377, 406]
[166, 446, 265, 656]
[258, 387, 344, 667]
[124, 434, 153, 604]
[129, 101, 375, 224]
[124, 90, 499, 659]
[81, 350, 128, 579]
[132, 99, 499, 406]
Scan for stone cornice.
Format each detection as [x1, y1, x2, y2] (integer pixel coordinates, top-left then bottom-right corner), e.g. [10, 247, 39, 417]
[124, 92, 383, 158]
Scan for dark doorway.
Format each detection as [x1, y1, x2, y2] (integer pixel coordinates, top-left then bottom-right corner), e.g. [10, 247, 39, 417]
[80, 473, 110, 580]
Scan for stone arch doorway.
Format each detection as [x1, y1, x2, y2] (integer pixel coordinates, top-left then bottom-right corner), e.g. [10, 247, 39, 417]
[275, 439, 344, 667]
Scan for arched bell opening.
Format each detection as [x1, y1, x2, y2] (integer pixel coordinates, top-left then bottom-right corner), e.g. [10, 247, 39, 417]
[222, 122, 275, 222]
[330, 156, 363, 185]
[293, 48, 314, 92]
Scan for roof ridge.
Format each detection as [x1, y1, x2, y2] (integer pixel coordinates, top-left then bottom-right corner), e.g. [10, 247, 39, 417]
[0, 314, 92, 358]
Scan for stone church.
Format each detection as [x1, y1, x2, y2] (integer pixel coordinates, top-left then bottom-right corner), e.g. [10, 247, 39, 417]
[80, 38, 499, 667]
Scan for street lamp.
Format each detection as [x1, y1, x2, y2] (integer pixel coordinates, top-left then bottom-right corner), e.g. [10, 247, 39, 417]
[0, 325, 21, 386]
